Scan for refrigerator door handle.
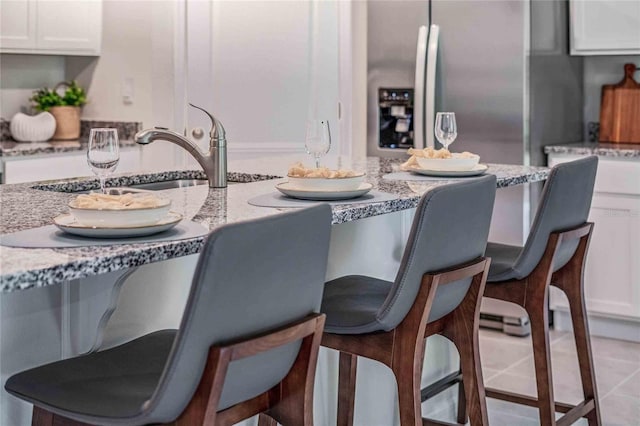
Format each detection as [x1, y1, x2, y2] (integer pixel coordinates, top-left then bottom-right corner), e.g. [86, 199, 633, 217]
[413, 25, 428, 149]
[425, 24, 440, 149]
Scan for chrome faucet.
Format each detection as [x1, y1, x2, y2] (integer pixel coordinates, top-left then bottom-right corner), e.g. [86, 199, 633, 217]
[134, 103, 227, 188]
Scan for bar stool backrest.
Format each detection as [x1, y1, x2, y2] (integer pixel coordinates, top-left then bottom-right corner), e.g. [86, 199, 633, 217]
[515, 156, 598, 279]
[141, 205, 332, 422]
[377, 175, 497, 329]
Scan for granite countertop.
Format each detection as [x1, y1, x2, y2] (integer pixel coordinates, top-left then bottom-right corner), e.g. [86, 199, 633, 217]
[0, 120, 142, 158]
[0, 158, 549, 292]
[0, 138, 138, 157]
[544, 142, 640, 158]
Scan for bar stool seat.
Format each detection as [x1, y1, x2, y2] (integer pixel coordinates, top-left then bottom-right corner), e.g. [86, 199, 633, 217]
[486, 240, 579, 282]
[6, 330, 176, 419]
[322, 275, 392, 334]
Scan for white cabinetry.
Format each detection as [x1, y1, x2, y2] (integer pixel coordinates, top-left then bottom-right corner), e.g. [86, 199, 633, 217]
[569, 0, 640, 55]
[548, 153, 640, 341]
[0, 0, 101, 55]
[0, 1, 37, 49]
[2, 148, 141, 184]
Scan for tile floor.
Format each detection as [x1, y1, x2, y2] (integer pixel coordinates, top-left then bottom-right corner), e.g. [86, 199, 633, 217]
[424, 328, 640, 425]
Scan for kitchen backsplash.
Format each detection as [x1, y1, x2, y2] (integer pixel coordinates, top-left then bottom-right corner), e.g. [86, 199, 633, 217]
[79, 120, 142, 140]
[0, 119, 142, 141]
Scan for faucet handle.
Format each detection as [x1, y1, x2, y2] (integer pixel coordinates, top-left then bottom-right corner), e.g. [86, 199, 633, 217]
[188, 103, 226, 145]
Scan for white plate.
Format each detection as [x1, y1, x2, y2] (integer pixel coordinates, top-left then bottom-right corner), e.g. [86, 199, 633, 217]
[409, 164, 489, 177]
[69, 194, 172, 227]
[286, 174, 365, 191]
[276, 182, 373, 201]
[415, 153, 480, 171]
[53, 212, 183, 238]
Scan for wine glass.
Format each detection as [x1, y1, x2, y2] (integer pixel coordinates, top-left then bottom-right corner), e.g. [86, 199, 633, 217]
[435, 112, 457, 150]
[305, 119, 331, 168]
[87, 128, 120, 193]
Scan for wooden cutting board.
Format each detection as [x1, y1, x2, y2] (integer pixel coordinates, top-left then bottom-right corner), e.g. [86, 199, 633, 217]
[599, 63, 640, 144]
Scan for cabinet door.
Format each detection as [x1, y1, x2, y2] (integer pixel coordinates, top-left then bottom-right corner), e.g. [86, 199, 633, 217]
[570, 0, 640, 55]
[581, 194, 640, 319]
[0, 0, 37, 49]
[36, 0, 102, 54]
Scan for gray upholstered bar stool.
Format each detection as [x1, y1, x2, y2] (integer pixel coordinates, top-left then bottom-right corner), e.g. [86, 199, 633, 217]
[482, 156, 601, 425]
[5, 205, 332, 426]
[444, 156, 601, 426]
[321, 175, 497, 426]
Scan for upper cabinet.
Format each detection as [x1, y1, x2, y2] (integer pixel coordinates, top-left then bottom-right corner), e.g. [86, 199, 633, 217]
[0, 0, 102, 55]
[570, 0, 640, 55]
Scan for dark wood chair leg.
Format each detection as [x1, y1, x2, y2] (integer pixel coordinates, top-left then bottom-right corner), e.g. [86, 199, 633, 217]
[456, 374, 468, 425]
[444, 265, 489, 426]
[527, 300, 557, 426]
[258, 413, 278, 426]
[565, 288, 602, 426]
[391, 354, 424, 426]
[337, 351, 358, 426]
[553, 229, 602, 426]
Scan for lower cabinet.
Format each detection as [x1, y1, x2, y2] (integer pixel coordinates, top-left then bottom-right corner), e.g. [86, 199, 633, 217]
[1, 148, 142, 184]
[547, 153, 640, 340]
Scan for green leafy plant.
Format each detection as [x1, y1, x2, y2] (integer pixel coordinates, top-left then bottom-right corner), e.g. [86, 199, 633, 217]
[31, 81, 87, 112]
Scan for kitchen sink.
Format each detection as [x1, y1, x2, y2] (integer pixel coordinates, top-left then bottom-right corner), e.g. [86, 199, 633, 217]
[31, 173, 278, 193]
[126, 179, 210, 191]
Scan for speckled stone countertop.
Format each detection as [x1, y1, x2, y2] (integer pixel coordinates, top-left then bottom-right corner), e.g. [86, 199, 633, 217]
[544, 142, 640, 159]
[0, 157, 549, 292]
[0, 120, 142, 157]
[0, 138, 138, 157]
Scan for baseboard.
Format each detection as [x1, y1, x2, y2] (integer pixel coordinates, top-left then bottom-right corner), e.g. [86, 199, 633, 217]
[552, 309, 640, 343]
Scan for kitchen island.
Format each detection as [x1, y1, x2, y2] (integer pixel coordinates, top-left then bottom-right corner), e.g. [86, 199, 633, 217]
[0, 157, 549, 425]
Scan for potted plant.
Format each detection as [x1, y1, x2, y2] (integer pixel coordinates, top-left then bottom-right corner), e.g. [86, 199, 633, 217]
[31, 81, 87, 140]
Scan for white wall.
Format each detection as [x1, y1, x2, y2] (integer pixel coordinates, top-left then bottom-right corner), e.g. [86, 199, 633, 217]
[0, 54, 66, 119]
[66, 0, 177, 129]
[583, 54, 640, 138]
[184, 0, 339, 162]
[1, 0, 177, 132]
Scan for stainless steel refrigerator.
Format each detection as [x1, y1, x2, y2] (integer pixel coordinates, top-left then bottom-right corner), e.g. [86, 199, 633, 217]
[365, 0, 584, 335]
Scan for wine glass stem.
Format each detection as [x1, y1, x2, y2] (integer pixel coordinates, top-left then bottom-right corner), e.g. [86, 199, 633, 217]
[315, 157, 320, 168]
[99, 176, 106, 194]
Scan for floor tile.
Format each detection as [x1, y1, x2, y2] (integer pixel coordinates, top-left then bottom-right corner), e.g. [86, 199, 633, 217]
[482, 367, 502, 381]
[612, 370, 640, 398]
[479, 334, 533, 371]
[600, 393, 640, 426]
[486, 410, 540, 426]
[478, 328, 640, 425]
[553, 334, 640, 364]
[504, 350, 637, 399]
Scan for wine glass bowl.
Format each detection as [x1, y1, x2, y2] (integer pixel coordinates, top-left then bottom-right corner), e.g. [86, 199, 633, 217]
[434, 112, 457, 150]
[305, 119, 331, 168]
[87, 128, 120, 193]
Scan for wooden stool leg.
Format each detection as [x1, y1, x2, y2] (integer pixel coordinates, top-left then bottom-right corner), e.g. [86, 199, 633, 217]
[258, 413, 278, 426]
[456, 370, 468, 424]
[392, 357, 423, 426]
[528, 304, 557, 426]
[562, 284, 602, 424]
[337, 352, 357, 426]
[457, 341, 487, 426]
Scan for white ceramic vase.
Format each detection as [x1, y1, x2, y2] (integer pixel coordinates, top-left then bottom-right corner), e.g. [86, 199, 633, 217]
[9, 112, 57, 142]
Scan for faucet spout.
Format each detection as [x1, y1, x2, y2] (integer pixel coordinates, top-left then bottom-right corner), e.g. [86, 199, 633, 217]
[134, 104, 227, 188]
[134, 126, 227, 188]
